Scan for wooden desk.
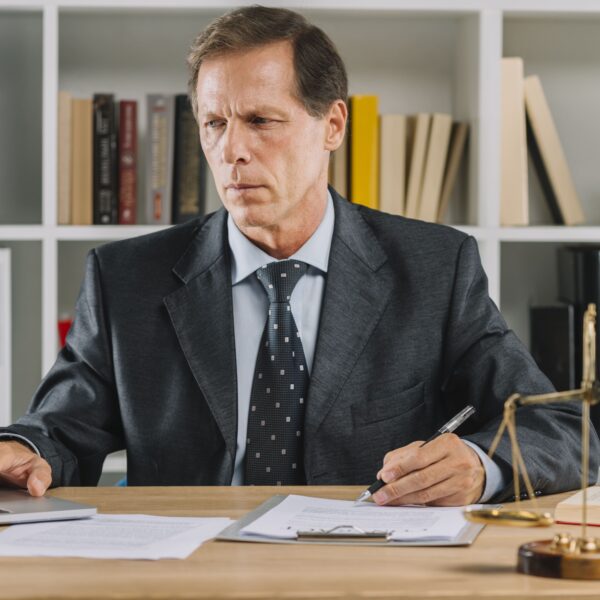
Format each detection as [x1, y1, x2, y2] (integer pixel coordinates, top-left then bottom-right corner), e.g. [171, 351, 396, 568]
[0, 486, 598, 599]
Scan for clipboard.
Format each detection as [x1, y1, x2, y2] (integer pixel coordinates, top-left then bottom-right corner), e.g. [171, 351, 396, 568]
[217, 495, 491, 547]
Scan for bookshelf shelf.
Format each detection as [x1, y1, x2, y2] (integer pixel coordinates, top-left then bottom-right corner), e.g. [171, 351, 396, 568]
[55, 225, 170, 241]
[499, 227, 600, 243]
[1, 0, 599, 481]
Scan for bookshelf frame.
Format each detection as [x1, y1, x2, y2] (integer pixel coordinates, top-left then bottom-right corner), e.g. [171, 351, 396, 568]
[1, 0, 600, 476]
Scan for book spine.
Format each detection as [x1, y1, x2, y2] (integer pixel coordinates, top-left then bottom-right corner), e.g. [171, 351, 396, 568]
[500, 57, 528, 226]
[93, 94, 118, 224]
[437, 122, 469, 223]
[524, 75, 585, 226]
[57, 91, 72, 225]
[171, 95, 206, 224]
[118, 100, 137, 225]
[529, 304, 576, 391]
[418, 113, 452, 223]
[525, 114, 563, 225]
[146, 94, 174, 225]
[349, 95, 379, 210]
[70, 98, 93, 226]
[404, 114, 431, 220]
[378, 114, 406, 216]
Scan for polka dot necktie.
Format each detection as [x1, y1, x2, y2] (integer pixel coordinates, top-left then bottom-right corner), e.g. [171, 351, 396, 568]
[244, 260, 309, 485]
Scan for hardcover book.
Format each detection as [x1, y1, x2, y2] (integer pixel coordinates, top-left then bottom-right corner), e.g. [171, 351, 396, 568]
[379, 114, 406, 217]
[500, 58, 528, 226]
[404, 113, 431, 220]
[146, 94, 175, 225]
[524, 75, 585, 225]
[172, 95, 207, 224]
[70, 98, 93, 226]
[437, 121, 469, 224]
[418, 113, 452, 223]
[93, 93, 118, 224]
[57, 91, 72, 225]
[349, 95, 379, 210]
[118, 100, 138, 225]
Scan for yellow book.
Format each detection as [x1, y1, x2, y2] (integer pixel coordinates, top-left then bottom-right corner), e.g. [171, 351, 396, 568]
[350, 95, 379, 209]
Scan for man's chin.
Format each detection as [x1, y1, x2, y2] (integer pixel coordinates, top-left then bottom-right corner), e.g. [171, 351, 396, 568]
[226, 200, 279, 230]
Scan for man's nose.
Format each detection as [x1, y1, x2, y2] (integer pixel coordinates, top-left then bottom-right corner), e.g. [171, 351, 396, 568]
[221, 121, 251, 165]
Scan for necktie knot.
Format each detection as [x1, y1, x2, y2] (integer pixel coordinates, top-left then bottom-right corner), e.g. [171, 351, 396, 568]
[256, 260, 308, 303]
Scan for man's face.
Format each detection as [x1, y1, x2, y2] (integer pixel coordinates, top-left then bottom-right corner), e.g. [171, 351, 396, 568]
[196, 41, 330, 232]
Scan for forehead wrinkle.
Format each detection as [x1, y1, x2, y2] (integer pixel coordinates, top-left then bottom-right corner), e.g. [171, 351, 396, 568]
[197, 46, 298, 119]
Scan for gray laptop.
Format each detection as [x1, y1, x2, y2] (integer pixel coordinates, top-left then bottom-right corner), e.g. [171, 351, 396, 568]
[0, 489, 96, 524]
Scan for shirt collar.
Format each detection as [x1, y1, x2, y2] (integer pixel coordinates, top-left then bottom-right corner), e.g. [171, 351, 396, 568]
[227, 190, 335, 285]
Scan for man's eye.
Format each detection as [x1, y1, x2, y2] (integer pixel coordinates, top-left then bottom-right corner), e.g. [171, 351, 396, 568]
[252, 117, 270, 125]
[206, 120, 223, 128]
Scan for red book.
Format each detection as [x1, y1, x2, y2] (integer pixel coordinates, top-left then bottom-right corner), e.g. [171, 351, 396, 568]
[118, 100, 137, 224]
[57, 316, 73, 348]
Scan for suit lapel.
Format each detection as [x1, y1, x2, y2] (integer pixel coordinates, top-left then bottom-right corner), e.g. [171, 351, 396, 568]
[306, 190, 394, 446]
[163, 209, 238, 460]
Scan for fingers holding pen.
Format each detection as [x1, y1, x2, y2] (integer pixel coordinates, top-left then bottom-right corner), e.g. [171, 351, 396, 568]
[372, 433, 484, 507]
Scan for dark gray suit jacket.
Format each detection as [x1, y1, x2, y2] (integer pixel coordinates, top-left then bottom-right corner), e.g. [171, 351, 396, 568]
[3, 188, 598, 500]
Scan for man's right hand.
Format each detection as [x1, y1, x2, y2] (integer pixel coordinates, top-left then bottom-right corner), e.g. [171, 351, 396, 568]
[0, 441, 51, 496]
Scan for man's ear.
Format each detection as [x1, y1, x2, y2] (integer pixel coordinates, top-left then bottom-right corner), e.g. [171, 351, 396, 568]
[324, 99, 348, 152]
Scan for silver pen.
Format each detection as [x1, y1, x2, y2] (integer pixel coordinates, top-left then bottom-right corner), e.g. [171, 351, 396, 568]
[354, 405, 476, 504]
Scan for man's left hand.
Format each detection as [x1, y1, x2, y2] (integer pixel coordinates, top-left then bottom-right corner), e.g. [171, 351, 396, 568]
[372, 433, 485, 506]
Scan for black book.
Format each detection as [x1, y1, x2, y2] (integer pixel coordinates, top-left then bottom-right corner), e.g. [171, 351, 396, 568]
[556, 245, 600, 433]
[171, 94, 207, 224]
[525, 113, 563, 224]
[530, 303, 576, 392]
[93, 93, 119, 224]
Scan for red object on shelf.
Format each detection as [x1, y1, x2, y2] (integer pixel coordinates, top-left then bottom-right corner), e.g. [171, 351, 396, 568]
[57, 317, 73, 348]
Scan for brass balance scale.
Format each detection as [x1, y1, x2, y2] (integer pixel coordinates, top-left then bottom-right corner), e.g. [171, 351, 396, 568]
[464, 303, 600, 579]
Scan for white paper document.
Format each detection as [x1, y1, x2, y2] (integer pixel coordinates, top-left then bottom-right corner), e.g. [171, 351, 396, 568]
[0, 514, 233, 559]
[240, 495, 478, 542]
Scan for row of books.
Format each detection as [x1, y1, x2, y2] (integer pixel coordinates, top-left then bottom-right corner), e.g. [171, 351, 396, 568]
[58, 92, 208, 225]
[501, 57, 585, 226]
[328, 95, 469, 224]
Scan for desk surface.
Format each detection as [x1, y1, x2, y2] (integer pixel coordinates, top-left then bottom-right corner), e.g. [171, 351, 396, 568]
[0, 486, 598, 599]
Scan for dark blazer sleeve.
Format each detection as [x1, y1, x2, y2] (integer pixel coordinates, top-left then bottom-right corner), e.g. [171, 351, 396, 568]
[441, 236, 599, 502]
[0, 249, 124, 486]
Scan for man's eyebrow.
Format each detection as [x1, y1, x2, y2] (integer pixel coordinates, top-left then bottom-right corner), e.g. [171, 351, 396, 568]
[200, 106, 288, 118]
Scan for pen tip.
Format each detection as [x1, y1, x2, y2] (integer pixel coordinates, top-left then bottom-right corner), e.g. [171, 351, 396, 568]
[354, 491, 371, 505]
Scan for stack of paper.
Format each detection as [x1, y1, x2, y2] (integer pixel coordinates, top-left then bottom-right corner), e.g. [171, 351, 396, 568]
[0, 514, 233, 560]
[240, 495, 477, 542]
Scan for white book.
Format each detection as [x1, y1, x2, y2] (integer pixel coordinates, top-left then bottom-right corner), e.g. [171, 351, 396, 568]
[500, 58, 528, 226]
[379, 114, 406, 216]
[146, 94, 175, 225]
[0, 248, 11, 426]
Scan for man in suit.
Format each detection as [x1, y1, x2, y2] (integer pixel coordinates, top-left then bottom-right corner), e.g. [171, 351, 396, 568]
[0, 6, 597, 504]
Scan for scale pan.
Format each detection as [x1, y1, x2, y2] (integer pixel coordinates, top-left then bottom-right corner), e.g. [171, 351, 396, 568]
[464, 508, 554, 527]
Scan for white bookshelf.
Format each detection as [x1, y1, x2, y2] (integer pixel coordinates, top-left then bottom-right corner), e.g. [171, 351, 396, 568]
[1, 0, 600, 476]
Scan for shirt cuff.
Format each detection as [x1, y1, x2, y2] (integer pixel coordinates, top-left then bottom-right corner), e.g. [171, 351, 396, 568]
[0, 433, 41, 457]
[462, 439, 505, 503]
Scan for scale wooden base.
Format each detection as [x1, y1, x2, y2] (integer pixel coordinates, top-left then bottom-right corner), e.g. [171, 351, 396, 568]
[518, 536, 600, 580]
